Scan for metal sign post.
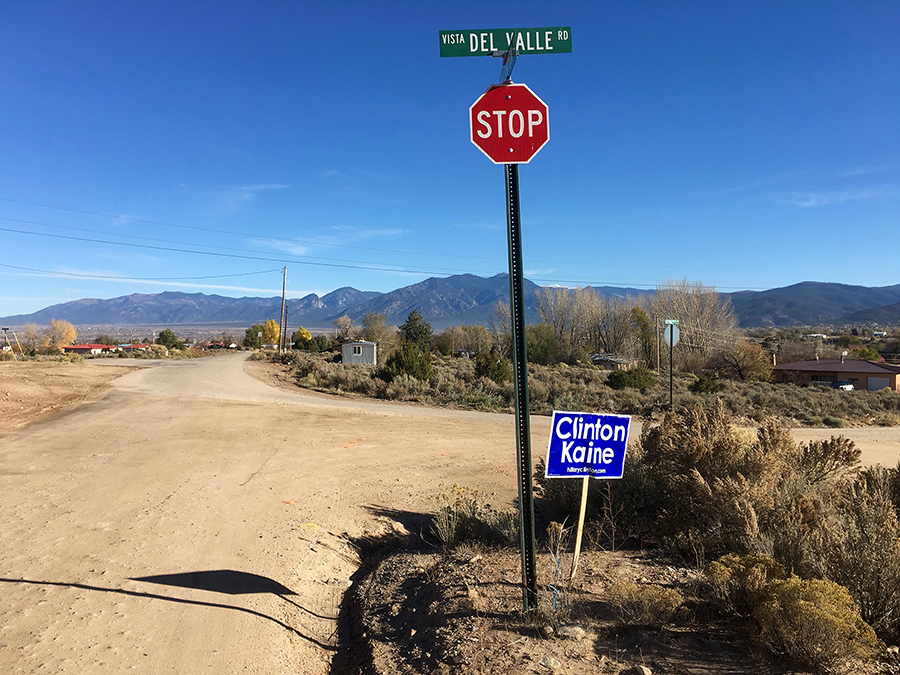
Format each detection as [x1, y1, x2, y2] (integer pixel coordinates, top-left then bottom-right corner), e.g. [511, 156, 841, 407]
[663, 320, 680, 410]
[505, 163, 538, 611]
[444, 24, 568, 614]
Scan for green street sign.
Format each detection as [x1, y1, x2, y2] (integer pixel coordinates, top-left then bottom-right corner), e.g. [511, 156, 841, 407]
[439, 27, 572, 58]
[665, 319, 679, 325]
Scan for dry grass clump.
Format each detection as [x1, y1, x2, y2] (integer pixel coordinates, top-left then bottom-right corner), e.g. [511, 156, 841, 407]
[605, 580, 684, 629]
[431, 484, 518, 552]
[705, 553, 785, 617]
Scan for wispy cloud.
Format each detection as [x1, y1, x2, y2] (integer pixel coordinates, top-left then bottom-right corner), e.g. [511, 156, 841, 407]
[249, 226, 408, 258]
[321, 167, 405, 203]
[780, 187, 894, 208]
[839, 163, 900, 177]
[209, 183, 291, 214]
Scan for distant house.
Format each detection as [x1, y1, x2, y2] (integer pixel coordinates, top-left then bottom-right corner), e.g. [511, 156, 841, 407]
[63, 344, 116, 356]
[119, 343, 150, 352]
[590, 353, 639, 371]
[773, 358, 900, 391]
[341, 340, 377, 365]
[199, 341, 237, 350]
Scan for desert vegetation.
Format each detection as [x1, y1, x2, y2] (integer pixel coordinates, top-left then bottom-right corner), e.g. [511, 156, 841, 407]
[264, 349, 900, 427]
[421, 404, 900, 672]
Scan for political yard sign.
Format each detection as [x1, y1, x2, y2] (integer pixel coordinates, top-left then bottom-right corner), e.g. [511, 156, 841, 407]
[544, 411, 632, 479]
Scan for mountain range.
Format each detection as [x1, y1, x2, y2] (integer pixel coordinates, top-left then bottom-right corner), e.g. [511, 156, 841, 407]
[2, 275, 899, 331]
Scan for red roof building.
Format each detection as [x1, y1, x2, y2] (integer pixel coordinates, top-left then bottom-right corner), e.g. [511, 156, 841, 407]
[774, 358, 900, 391]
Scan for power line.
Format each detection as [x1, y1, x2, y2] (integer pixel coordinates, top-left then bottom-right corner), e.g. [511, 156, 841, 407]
[0, 225, 484, 276]
[0, 262, 283, 282]
[0, 195, 723, 276]
[0, 195, 507, 264]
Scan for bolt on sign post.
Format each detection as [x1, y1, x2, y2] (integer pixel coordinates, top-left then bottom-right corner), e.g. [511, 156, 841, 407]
[544, 411, 633, 580]
[442, 26, 569, 613]
[663, 320, 680, 410]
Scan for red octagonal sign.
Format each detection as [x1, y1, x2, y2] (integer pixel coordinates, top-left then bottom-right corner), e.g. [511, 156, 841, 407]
[470, 83, 549, 164]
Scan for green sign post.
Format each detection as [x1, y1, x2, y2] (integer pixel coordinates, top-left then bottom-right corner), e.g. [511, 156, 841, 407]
[442, 23, 571, 615]
[440, 27, 572, 58]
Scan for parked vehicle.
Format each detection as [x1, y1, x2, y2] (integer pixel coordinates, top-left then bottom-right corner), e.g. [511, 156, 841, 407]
[832, 381, 854, 391]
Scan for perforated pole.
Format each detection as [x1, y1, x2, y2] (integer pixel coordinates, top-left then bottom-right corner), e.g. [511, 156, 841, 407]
[505, 163, 538, 611]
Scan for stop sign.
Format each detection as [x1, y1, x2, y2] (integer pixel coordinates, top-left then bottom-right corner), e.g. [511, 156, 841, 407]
[469, 83, 549, 164]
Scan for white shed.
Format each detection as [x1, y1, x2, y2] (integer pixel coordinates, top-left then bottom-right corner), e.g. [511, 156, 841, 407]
[341, 340, 377, 365]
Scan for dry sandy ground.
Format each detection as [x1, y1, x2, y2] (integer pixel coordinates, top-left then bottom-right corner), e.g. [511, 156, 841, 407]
[2, 356, 898, 674]
[0, 354, 535, 674]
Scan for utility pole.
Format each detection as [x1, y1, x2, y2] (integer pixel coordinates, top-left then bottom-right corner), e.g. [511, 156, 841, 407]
[279, 266, 287, 353]
[2, 328, 16, 361]
[282, 305, 290, 352]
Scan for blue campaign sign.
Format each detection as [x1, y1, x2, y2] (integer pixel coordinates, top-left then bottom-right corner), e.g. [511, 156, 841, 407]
[544, 411, 632, 479]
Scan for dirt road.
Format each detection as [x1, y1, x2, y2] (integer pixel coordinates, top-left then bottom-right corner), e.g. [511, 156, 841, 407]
[0, 354, 543, 674]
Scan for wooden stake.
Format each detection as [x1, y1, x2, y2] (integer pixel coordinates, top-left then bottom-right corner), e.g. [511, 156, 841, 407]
[569, 476, 590, 582]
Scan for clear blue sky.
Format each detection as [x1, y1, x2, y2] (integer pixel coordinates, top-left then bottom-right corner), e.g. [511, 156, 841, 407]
[2, 1, 898, 317]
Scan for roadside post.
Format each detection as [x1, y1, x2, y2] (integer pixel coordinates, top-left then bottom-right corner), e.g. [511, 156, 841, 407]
[663, 320, 680, 410]
[442, 26, 570, 613]
[544, 411, 632, 580]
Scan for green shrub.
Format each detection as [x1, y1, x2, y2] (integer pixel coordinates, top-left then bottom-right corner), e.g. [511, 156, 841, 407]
[605, 368, 656, 392]
[822, 415, 846, 428]
[605, 580, 683, 629]
[473, 351, 512, 384]
[689, 371, 724, 394]
[377, 341, 432, 382]
[753, 576, 879, 670]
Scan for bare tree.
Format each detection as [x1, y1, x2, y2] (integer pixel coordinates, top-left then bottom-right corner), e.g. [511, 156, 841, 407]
[583, 291, 634, 356]
[22, 323, 41, 354]
[650, 279, 738, 363]
[535, 287, 587, 361]
[489, 302, 512, 357]
[717, 341, 774, 381]
[332, 315, 355, 341]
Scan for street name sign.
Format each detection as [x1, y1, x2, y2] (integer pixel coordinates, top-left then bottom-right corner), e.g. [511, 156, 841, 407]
[544, 411, 632, 479]
[440, 27, 572, 58]
[470, 83, 549, 164]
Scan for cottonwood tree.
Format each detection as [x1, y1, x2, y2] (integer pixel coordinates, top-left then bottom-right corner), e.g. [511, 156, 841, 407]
[650, 279, 738, 367]
[292, 326, 312, 349]
[489, 301, 512, 357]
[362, 313, 393, 344]
[263, 319, 281, 345]
[439, 324, 493, 356]
[535, 286, 586, 362]
[583, 291, 634, 356]
[43, 319, 77, 352]
[332, 315, 354, 341]
[717, 341, 774, 381]
[22, 323, 41, 354]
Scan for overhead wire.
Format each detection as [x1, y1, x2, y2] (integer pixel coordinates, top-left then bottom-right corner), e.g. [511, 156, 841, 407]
[0, 262, 283, 282]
